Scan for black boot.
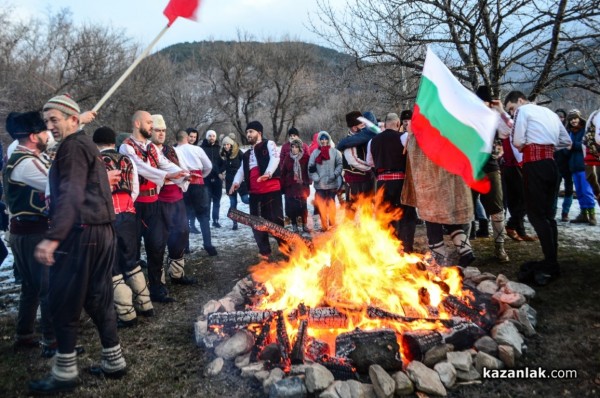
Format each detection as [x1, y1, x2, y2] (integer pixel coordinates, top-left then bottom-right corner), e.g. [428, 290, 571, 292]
[476, 219, 489, 238]
[469, 221, 476, 240]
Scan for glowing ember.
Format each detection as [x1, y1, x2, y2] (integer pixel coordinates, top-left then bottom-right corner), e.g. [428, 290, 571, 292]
[248, 193, 467, 360]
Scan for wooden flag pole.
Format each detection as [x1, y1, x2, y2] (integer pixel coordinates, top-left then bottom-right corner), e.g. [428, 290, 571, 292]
[85, 24, 171, 119]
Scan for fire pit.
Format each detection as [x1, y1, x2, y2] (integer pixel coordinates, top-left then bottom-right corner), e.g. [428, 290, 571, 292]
[195, 196, 537, 396]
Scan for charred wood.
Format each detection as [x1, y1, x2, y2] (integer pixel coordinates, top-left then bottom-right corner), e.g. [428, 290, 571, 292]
[288, 307, 349, 329]
[290, 320, 308, 365]
[207, 310, 275, 329]
[335, 328, 402, 373]
[366, 306, 456, 327]
[305, 338, 330, 362]
[317, 355, 358, 381]
[228, 208, 313, 250]
[402, 329, 444, 362]
[276, 310, 291, 371]
[250, 320, 272, 362]
[442, 295, 494, 331]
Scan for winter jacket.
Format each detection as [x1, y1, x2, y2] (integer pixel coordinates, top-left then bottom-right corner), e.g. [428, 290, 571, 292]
[308, 132, 343, 190]
[568, 122, 587, 173]
[200, 139, 224, 178]
[280, 150, 310, 198]
[220, 140, 248, 196]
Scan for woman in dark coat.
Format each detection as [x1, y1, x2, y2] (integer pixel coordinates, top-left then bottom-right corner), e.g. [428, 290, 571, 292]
[220, 135, 249, 230]
[280, 138, 311, 232]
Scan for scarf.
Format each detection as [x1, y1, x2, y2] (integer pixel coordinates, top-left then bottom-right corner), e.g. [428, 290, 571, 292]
[315, 146, 331, 165]
[290, 150, 303, 183]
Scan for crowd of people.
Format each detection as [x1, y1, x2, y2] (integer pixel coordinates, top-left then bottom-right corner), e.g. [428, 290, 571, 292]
[2, 88, 599, 394]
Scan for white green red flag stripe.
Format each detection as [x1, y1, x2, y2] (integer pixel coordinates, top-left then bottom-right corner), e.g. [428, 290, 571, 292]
[164, 0, 201, 26]
[412, 48, 498, 193]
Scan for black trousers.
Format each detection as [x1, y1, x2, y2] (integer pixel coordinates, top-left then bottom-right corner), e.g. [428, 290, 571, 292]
[135, 201, 168, 291]
[186, 184, 213, 248]
[250, 190, 284, 255]
[11, 232, 54, 342]
[48, 224, 119, 353]
[113, 212, 137, 275]
[161, 199, 189, 260]
[376, 179, 417, 252]
[205, 177, 223, 222]
[502, 166, 528, 235]
[284, 195, 308, 225]
[522, 159, 560, 265]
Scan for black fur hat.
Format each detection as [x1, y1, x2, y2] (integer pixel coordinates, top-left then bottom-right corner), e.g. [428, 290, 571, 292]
[475, 85, 493, 102]
[92, 126, 116, 145]
[5, 111, 46, 140]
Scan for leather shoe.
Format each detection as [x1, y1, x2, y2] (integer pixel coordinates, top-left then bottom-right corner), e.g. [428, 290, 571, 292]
[204, 246, 218, 256]
[519, 234, 538, 241]
[13, 337, 39, 350]
[171, 275, 197, 285]
[89, 366, 127, 379]
[117, 318, 138, 329]
[150, 293, 176, 303]
[505, 228, 524, 241]
[138, 308, 155, 317]
[28, 375, 80, 395]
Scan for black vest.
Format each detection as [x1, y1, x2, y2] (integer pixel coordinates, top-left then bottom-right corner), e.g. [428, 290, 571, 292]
[342, 141, 369, 175]
[242, 140, 281, 183]
[3, 151, 49, 217]
[369, 129, 407, 173]
[101, 149, 135, 194]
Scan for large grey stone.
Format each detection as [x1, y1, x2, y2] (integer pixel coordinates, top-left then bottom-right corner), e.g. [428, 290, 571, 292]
[477, 280, 499, 295]
[235, 352, 251, 369]
[519, 303, 538, 327]
[495, 274, 509, 288]
[503, 281, 536, 299]
[202, 299, 223, 315]
[193, 318, 208, 346]
[214, 329, 255, 360]
[474, 351, 503, 374]
[240, 361, 266, 378]
[320, 380, 346, 398]
[406, 361, 447, 396]
[392, 371, 414, 396]
[516, 306, 537, 336]
[491, 321, 524, 356]
[455, 365, 481, 381]
[269, 376, 308, 398]
[368, 365, 395, 398]
[264, 368, 286, 394]
[423, 344, 453, 367]
[474, 336, 498, 357]
[462, 266, 481, 279]
[498, 345, 516, 368]
[433, 361, 456, 388]
[471, 272, 497, 284]
[492, 291, 526, 308]
[446, 351, 472, 372]
[305, 363, 335, 393]
[205, 357, 223, 376]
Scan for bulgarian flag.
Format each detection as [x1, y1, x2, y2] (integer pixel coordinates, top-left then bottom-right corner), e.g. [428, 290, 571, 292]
[164, 0, 201, 26]
[412, 48, 498, 193]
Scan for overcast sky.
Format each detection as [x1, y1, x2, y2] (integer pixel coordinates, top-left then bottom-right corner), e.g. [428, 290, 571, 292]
[10, 0, 344, 51]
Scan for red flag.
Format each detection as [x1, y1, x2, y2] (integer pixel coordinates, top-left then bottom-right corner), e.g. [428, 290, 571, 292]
[163, 0, 201, 26]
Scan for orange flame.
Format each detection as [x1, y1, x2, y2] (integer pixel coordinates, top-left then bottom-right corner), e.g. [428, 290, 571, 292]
[249, 192, 464, 358]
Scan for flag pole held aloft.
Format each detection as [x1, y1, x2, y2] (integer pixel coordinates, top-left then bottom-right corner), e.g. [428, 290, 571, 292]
[85, 0, 201, 123]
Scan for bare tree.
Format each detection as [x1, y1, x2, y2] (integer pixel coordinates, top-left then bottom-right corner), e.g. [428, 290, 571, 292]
[312, 0, 600, 101]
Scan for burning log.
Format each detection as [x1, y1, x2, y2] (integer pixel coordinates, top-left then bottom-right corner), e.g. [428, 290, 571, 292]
[366, 306, 457, 327]
[305, 338, 330, 361]
[335, 328, 403, 373]
[317, 356, 358, 381]
[287, 306, 349, 329]
[228, 208, 313, 250]
[250, 320, 272, 362]
[442, 295, 494, 331]
[402, 322, 485, 361]
[207, 310, 275, 329]
[276, 310, 292, 371]
[290, 320, 308, 364]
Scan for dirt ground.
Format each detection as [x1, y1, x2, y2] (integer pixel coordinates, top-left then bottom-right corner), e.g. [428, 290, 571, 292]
[0, 223, 599, 397]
